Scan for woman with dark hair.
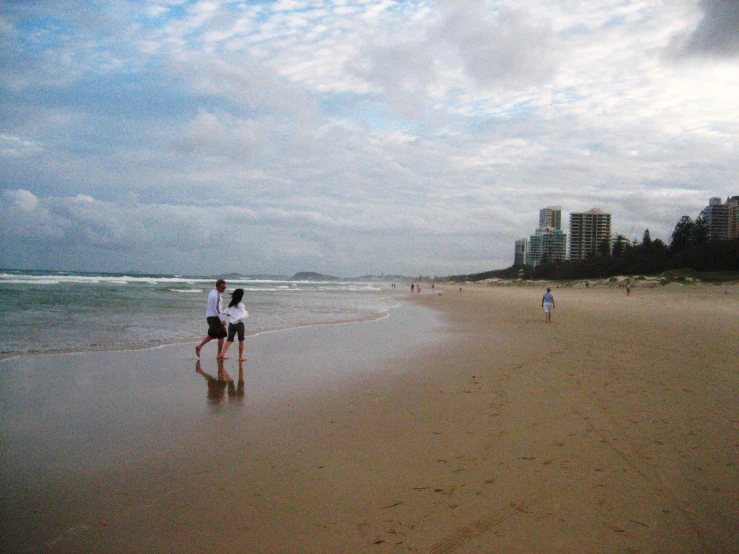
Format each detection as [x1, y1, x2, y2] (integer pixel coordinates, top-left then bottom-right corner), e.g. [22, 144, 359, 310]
[217, 288, 249, 360]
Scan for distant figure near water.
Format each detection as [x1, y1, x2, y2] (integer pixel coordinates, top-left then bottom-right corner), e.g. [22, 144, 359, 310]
[195, 279, 227, 358]
[541, 287, 555, 323]
[218, 288, 249, 361]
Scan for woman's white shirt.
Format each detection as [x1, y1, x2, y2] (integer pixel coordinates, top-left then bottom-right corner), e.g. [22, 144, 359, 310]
[223, 302, 248, 324]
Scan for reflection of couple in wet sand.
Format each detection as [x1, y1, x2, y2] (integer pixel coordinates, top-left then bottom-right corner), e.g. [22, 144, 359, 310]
[196, 359, 245, 403]
[195, 279, 248, 361]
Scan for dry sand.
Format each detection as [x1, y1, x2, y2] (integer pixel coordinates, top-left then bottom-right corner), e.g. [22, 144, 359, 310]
[2, 284, 738, 553]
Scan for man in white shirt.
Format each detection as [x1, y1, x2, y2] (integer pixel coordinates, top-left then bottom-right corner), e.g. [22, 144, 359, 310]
[195, 279, 227, 357]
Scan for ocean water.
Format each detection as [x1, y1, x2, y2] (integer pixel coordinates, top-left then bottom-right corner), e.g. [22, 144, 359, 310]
[0, 270, 403, 358]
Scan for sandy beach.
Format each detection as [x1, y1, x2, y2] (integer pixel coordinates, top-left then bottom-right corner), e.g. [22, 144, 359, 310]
[1, 284, 738, 553]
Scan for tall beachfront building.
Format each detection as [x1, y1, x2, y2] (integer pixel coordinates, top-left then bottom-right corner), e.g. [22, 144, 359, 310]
[524, 206, 567, 267]
[730, 197, 739, 239]
[529, 228, 567, 266]
[569, 208, 612, 260]
[701, 197, 730, 240]
[539, 206, 562, 230]
[514, 238, 529, 266]
[701, 196, 739, 241]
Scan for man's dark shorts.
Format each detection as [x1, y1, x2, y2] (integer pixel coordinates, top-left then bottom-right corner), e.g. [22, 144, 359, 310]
[207, 316, 227, 339]
[227, 322, 245, 342]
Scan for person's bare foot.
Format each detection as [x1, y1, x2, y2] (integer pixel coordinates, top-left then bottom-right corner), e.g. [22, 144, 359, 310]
[239, 357, 247, 361]
[219, 355, 229, 360]
[195, 345, 201, 357]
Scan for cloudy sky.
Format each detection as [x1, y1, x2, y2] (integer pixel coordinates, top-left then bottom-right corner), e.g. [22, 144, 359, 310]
[1, 0, 738, 277]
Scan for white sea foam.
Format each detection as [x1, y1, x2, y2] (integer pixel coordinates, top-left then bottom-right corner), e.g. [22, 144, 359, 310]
[0, 270, 400, 357]
[0, 278, 62, 285]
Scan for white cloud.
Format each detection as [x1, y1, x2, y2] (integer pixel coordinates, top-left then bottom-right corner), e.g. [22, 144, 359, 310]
[4, 188, 39, 211]
[432, 3, 557, 88]
[175, 110, 276, 161]
[0, 134, 42, 157]
[1, 0, 738, 275]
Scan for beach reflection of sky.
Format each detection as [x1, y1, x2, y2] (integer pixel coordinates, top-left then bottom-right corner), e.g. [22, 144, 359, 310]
[0, 303, 445, 492]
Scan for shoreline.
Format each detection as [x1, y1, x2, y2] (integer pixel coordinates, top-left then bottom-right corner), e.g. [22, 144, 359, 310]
[0, 302, 448, 552]
[2, 286, 738, 552]
[0, 290, 404, 362]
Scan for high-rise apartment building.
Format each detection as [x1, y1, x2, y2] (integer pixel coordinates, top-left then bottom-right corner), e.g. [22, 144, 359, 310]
[729, 196, 739, 239]
[514, 238, 529, 266]
[520, 206, 567, 267]
[528, 234, 543, 266]
[701, 197, 730, 241]
[529, 228, 567, 266]
[701, 196, 739, 241]
[569, 208, 612, 260]
[539, 206, 562, 230]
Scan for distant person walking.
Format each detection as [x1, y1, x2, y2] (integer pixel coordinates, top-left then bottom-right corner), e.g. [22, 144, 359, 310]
[218, 288, 249, 361]
[541, 287, 555, 323]
[195, 279, 227, 358]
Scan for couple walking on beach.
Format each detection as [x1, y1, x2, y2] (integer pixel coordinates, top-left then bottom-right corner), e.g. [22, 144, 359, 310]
[195, 278, 249, 360]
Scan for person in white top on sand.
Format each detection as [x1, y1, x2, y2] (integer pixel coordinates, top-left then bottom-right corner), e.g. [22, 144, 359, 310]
[541, 287, 555, 323]
[218, 288, 249, 361]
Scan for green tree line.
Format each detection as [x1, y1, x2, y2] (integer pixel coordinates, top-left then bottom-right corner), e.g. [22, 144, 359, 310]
[447, 214, 739, 282]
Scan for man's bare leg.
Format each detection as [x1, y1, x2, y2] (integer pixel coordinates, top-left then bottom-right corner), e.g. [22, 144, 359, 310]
[195, 336, 212, 357]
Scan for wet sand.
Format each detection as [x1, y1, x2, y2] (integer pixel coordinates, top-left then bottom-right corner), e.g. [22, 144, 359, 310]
[1, 285, 738, 553]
